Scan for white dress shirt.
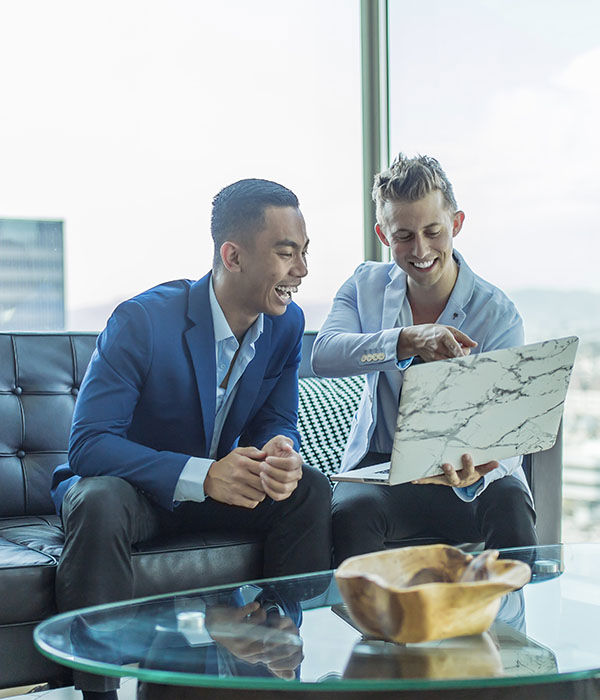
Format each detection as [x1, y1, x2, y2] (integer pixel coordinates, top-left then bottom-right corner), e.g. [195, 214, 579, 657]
[173, 279, 264, 503]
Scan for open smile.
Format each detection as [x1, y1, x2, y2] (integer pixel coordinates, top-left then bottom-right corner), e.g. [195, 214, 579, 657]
[410, 258, 436, 271]
[274, 284, 299, 303]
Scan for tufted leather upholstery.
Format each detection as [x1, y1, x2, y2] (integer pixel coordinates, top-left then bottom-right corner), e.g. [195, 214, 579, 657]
[0, 332, 265, 688]
[0, 334, 96, 517]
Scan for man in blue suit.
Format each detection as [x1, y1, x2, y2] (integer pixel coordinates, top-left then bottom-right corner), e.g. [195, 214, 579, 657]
[311, 154, 537, 565]
[52, 179, 332, 700]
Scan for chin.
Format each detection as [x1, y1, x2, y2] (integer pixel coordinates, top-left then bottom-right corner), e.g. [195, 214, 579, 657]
[271, 305, 288, 316]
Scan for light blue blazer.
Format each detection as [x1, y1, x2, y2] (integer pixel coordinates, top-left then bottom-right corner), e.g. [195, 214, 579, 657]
[311, 250, 530, 499]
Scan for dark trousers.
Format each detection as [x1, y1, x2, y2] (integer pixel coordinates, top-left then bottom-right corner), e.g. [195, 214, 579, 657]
[332, 452, 537, 566]
[55, 466, 332, 692]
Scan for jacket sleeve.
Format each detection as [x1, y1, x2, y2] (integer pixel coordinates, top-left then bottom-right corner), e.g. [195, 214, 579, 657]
[68, 300, 189, 510]
[311, 265, 405, 378]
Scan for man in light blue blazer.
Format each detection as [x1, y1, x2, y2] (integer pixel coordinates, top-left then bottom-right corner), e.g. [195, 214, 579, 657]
[52, 179, 332, 700]
[311, 154, 537, 565]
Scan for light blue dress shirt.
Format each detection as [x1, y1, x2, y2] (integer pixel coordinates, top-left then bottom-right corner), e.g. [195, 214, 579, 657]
[173, 280, 264, 503]
[312, 250, 529, 503]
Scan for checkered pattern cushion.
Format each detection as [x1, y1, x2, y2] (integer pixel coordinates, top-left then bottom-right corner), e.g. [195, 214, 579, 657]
[298, 375, 365, 481]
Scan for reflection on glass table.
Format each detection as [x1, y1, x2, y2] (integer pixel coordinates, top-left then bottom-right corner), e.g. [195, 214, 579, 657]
[34, 545, 600, 695]
[339, 589, 557, 681]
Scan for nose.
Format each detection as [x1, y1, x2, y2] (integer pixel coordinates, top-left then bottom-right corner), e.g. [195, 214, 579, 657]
[292, 253, 308, 279]
[412, 233, 429, 260]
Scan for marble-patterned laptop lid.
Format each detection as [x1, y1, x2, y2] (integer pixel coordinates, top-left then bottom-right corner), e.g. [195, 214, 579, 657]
[390, 336, 579, 484]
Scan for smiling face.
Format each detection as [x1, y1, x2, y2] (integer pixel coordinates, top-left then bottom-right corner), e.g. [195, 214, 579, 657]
[228, 205, 309, 322]
[375, 189, 464, 300]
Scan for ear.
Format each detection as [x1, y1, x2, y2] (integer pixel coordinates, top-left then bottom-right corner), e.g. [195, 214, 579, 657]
[220, 241, 242, 272]
[374, 223, 390, 247]
[452, 211, 465, 238]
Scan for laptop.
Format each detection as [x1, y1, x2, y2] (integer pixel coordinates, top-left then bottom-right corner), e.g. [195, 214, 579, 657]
[331, 336, 578, 486]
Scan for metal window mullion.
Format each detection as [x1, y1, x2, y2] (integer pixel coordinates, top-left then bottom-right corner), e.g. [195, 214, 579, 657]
[360, 0, 389, 262]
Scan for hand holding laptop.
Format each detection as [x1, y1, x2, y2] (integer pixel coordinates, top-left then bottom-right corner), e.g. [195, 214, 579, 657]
[397, 324, 478, 362]
[411, 453, 500, 488]
[332, 336, 578, 487]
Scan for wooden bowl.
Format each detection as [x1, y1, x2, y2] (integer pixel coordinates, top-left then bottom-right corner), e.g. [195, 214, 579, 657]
[335, 545, 531, 643]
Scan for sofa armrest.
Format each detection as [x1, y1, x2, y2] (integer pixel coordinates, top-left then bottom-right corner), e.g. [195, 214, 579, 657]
[527, 420, 563, 545]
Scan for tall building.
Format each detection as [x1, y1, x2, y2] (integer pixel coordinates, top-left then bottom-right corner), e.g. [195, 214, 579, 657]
[0, 218, 65, 330]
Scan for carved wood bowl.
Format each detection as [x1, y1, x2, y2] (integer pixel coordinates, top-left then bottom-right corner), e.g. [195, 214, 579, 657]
[335, 544, 531, 644]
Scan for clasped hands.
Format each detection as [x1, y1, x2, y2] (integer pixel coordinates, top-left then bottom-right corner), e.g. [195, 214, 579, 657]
[204, 435, 302, 508]
[398, 323, 499, 488]
[206, 601, 303, 680]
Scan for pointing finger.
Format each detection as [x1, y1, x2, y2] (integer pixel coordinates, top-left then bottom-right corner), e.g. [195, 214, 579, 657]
[449, 328, 478, 348]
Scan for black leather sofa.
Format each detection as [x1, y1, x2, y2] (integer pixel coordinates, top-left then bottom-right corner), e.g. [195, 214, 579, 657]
[0, 331, 563, 689]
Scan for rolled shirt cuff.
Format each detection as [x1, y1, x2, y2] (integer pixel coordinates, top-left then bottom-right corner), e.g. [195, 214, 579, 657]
[173, 456, 214, 503]
[453, 477, 485, 502]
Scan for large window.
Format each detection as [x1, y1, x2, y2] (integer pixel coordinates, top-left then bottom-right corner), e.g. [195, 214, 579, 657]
[388, 0, 600, 541]
[0, 1, 363, 331]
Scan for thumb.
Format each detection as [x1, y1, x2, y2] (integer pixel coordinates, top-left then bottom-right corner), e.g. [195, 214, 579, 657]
[477, 461, 499, 475]
[272, 435, 293, 452]
[236, 446, 266, 459]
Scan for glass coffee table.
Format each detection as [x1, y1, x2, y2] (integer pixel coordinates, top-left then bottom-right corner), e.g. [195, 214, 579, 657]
[35, 544, 600, 699]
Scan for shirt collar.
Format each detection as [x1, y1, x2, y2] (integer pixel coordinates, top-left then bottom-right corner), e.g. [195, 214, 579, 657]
[445, 249, 475, 311]
[209, 276, 264, 345]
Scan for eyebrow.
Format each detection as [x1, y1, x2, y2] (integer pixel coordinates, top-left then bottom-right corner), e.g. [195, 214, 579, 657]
[274, 239, 309, 249]
[393, 222, 443, 235]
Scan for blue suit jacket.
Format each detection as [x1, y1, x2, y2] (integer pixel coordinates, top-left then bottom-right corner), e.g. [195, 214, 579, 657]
[51, 273, 304, 512]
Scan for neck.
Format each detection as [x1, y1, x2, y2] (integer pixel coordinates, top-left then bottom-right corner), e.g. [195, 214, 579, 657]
[407, 259, 458, 324]
[212, 273, 257, 342]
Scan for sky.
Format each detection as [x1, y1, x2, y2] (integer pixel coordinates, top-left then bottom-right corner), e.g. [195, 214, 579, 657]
[0, 0, 599, 330]
[388, 0, 600, 295]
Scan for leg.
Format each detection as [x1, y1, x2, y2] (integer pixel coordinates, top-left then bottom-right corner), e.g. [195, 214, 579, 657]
[180, 465, 332, 577]
[56, 476, 165, 611]
[332, 450, 496, 565]
[332, 451, 423, 566]
[259, 465, 332, 577]
[56, 476, 166, 694]
[474, 476, 538, 549]
[332, 480, 398, 565]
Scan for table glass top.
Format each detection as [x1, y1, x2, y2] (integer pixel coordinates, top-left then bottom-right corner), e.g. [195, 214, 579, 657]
[34, 544, 600, 691]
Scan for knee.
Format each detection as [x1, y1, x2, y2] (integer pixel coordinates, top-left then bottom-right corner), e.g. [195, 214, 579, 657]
[63, 476, 134, 528]
[479, 482, 537, 547]
[487, 483, 536, 521]
[332, 488, 379, 535]
[297, 465, 332, 507]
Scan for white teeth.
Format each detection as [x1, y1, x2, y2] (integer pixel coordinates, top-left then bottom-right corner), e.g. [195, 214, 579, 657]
[275, 285, 298, 298]
[413, 259, 435, 269]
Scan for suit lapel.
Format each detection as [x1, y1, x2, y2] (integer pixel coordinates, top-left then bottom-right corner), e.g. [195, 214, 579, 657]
[382, 265, 408, 329]
[184, 274, 216, 450]
[218, 316, 272, 454]
[437, 251, 474, 327]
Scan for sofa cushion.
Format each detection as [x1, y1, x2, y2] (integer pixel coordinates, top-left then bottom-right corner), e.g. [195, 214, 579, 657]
[0, 515, 263, 626]
[297, 375, 365, 480]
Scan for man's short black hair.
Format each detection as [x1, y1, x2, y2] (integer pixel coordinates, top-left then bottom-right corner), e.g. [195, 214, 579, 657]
[211, 178, 300, 267]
